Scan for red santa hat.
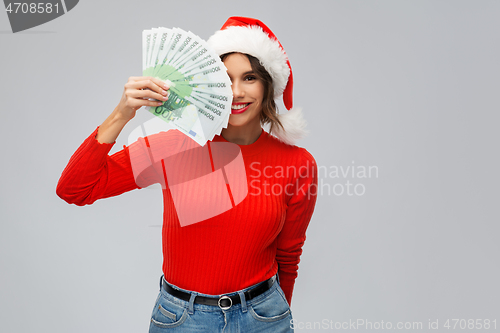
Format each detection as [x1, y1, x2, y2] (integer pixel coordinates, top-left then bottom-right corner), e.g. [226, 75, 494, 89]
[207, 16, 308, 145]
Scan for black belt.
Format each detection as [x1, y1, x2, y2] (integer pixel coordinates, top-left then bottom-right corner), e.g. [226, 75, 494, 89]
[161, 275, 275, 310]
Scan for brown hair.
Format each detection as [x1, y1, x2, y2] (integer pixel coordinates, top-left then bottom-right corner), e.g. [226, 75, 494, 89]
[221, 52, 284, 134]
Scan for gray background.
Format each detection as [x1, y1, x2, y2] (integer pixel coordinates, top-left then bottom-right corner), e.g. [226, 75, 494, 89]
[1, 0, 499, 332]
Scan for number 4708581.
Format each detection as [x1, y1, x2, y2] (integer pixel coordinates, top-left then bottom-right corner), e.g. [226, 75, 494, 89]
[5, 2, 59, 14]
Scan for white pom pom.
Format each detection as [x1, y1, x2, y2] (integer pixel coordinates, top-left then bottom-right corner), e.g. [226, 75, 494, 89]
[267, 107, 308, 145]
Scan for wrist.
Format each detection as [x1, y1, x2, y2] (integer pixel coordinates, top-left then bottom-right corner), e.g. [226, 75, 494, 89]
[96, 108, 130, 144]
[112, 106, 133, 124]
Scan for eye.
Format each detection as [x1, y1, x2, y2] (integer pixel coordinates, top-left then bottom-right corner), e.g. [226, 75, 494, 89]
[245, 75, 257, 81]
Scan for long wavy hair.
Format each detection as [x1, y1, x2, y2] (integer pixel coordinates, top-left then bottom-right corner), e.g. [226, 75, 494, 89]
[221, 52, 284, 135]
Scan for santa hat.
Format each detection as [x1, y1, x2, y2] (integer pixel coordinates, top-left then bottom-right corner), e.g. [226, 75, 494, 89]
[207, 16, 308, 145]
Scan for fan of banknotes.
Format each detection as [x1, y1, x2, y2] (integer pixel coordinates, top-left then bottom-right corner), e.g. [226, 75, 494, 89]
[142, 27, 233, 146]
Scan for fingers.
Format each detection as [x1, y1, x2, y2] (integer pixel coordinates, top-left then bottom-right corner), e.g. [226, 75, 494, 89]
[118, 76, 172, 115]
[128, 76, 170, 91]
[128, 85, 168, 102]
[127, 97, 164, 111]
[127, 77, 169, 101]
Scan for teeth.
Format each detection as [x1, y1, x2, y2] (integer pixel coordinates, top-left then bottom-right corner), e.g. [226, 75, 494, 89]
[231, 103, 249, 110]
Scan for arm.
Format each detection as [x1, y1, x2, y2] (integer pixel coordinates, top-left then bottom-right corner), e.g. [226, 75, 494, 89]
[56, 127, 141, 205]
[276, 149, 318, 306]
[56, 76, 170, 205]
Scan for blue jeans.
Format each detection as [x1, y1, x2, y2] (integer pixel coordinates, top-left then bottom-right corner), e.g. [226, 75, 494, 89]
[149, 274, 294, 332]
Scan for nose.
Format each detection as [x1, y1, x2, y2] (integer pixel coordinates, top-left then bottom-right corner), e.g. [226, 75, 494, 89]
[231, 80, 245, 99]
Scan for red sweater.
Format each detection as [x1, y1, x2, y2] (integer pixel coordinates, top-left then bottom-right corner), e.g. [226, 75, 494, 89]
[56, 127, 318, 305]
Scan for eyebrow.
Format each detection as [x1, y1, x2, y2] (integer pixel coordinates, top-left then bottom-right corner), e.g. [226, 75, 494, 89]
[227, 71, 257, 79]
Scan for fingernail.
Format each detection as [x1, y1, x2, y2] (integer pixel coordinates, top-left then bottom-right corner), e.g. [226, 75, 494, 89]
[162, 89, 167, 95]
[162, 96, 168, 100]
[164, 85, 169, 90]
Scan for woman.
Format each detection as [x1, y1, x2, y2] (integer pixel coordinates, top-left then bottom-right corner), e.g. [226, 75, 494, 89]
[57, 17, 317, 332]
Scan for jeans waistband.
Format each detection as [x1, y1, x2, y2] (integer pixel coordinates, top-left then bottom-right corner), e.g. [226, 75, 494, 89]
[159, 274, 279, 313]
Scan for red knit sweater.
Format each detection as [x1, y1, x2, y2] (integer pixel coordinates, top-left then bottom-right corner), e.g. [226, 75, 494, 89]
[56, 127, 317, 305]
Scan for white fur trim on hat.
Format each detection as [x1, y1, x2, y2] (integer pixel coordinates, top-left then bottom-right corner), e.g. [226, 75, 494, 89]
[207, 25, 290, 97]
[264, 107, 308, 145]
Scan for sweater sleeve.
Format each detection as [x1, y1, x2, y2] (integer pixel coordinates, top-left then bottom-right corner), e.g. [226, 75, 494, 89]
[56, 127, 144, 206]
[276, 148, 318, 306]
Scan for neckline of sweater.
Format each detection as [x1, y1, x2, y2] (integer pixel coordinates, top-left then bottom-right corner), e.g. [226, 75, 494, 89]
[211, 128, 269, 156]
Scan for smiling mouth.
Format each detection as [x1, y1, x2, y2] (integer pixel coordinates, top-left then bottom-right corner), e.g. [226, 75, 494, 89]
[231, 103, 250, 110]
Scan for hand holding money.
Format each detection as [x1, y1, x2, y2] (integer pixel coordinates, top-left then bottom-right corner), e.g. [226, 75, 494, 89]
[115, 76, 170, 122]
[96, 76, 170, 144]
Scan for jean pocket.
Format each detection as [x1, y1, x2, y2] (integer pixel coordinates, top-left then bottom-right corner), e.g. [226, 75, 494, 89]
[249, 288, 291, 323]
[150, 294, 189, 328]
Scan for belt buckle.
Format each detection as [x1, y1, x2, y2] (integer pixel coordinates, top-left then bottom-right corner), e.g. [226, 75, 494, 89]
[218, 295, 232, 310]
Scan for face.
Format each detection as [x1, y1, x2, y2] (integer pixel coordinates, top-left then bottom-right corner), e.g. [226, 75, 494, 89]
[223, 53, 264, 129]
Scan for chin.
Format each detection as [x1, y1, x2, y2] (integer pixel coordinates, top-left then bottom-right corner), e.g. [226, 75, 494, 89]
[228, 115, 248, 127]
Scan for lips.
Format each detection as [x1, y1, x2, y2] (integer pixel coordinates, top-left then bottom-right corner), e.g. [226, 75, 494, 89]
[231, 103, 251, 114]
